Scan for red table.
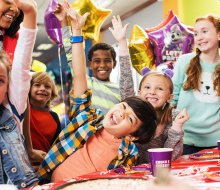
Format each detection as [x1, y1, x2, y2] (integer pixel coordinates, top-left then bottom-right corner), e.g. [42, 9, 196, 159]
[27, 148, 220, 190]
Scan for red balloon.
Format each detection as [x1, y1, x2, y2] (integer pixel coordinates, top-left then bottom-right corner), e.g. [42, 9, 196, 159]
[44, 0, 63, 47]
[147, 14, 194, 66]
[145, 10, 174, 33]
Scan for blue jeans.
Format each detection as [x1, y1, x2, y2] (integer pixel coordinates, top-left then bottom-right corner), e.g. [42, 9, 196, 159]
[183, 144, 217, 155]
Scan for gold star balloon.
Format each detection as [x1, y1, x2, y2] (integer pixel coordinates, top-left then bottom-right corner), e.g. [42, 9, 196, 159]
[71, 0, 112, 41]
[129, 25, 156, 75]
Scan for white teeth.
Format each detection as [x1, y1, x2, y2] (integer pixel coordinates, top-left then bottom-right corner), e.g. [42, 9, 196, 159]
[98, 70, 107, 73]
[4, 14, 13, 20]
[147, 98, 157, 101]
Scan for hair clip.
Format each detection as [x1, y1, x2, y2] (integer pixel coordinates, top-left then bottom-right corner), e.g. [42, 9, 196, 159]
[141, 66, 174, 78]
[141, 67, 151, 76]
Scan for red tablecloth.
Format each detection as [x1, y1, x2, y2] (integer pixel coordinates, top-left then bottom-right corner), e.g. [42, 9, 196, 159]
[27, 148, 220, 190]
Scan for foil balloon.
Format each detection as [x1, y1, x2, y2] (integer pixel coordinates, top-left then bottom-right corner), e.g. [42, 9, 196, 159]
[145, 10, 174, 33]
[44, 0, 63, 47]
[148, 15, 194, 66]
[129, 25, 156, 75]
[71, 0, 112, 41]
[31, 60, 47, 72]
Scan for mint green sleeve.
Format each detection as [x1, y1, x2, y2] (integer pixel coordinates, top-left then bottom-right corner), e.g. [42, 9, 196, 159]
[62, 26, 72, 67]
[171, 55, 189, 106]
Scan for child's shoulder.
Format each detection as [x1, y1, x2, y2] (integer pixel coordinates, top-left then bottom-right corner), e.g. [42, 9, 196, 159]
[178, 52, 196, 62]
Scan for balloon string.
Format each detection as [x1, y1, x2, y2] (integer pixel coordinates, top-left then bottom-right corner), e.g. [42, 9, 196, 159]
[58, 46, 67, 127]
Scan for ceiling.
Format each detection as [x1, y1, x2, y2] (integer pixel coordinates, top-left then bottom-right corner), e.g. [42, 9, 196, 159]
[33, 0, 156, 65]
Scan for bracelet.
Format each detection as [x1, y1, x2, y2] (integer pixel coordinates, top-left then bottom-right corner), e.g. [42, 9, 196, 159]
[70, 36, 84, 43]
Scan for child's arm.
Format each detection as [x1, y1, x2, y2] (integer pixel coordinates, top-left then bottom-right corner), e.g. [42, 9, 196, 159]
[54, 2, 74, 71]
[164, 109, 189, 160]
[64, 2, 89, 96]
[9, 0, 37, 121]
[109, 16, 135, 100]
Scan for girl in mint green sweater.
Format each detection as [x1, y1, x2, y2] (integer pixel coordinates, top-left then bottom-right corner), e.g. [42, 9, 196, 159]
[172, 14, 220, 154]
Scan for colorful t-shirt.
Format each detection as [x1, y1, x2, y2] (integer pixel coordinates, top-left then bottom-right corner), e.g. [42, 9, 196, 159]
[62, 26, 120, 114]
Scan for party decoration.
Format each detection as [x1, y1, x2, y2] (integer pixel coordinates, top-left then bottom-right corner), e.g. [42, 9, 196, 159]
[44, 0, 63, 47]
[71, 0, 112, 41]
[147, 14, 194, 66]
[145, 10, 174, 33]
[129, 25, 156, 75]
[32, 60, 47, 72]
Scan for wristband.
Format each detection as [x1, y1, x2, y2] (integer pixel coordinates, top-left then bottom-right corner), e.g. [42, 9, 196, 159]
[70, 36, 84, 43]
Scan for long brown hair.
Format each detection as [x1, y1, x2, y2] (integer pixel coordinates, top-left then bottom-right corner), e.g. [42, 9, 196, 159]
[183, 15, 220, 96]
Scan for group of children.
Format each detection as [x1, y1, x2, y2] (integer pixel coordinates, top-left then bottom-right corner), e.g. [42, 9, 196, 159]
[0, 0, 219, 188]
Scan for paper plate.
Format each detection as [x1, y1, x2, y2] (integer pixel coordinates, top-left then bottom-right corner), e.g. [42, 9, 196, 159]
[54, 177, 149, 190]
[189, 153, 220, 160]
[203, 171, 220, 181]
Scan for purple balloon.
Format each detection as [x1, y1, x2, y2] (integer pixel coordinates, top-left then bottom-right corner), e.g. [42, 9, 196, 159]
[44, 0, 63, 47]
[148, 15, 194, 66]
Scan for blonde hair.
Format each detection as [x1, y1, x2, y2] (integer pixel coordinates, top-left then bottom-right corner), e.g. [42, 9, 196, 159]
[183, 15, 220, 96]
[30, 72, 58, 107]
[139, 72, 173, 125]
[0, 51, 10, 78]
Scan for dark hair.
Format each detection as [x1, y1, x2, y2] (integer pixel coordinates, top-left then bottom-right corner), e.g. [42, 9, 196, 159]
[122, 96, 157, 144]
[5, 10, 24, 37]
[88, 43, 116, 62]
[183, 14, 220, 96]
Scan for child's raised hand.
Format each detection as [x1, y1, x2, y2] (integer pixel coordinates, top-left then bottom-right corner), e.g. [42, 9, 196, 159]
[172, 108, 189, 132]
[13, 0, 37, 13]
[109, 15, 129, 43]
[63, 0, 89, 31]
[54, 3, 67, 23]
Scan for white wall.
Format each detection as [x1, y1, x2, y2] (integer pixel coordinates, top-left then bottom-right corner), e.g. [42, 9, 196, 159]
[102, 1, 163, 44]
[101, 1, 163, 94]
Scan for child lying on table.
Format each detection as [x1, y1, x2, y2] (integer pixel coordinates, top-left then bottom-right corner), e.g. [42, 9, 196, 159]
[37, 2, 157, 183]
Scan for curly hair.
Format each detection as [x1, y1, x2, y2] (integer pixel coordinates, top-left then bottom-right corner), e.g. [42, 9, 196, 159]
[88, 43, 116, 65]
[183, 15, 220, 96]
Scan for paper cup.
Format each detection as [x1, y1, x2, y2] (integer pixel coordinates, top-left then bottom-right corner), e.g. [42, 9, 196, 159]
[148, 148, 173, 176]
[217, 140, 220, 150]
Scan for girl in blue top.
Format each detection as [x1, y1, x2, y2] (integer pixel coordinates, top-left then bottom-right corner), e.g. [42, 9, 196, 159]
[172, 14, 220, 155]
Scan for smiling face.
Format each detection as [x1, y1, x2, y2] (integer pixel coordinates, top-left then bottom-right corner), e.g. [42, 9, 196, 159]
[102, 102, 142, 139]
[0, 0, 20, 29]
[138, 74, 173, 110]
[30, 82, 53, 108]
[194, 19, 220, 53]
[89, 49, 116, 81]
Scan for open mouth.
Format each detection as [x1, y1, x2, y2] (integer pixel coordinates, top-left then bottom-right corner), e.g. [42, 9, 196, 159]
[110, 114, 118, 125]
[3, 13, 16, 22]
